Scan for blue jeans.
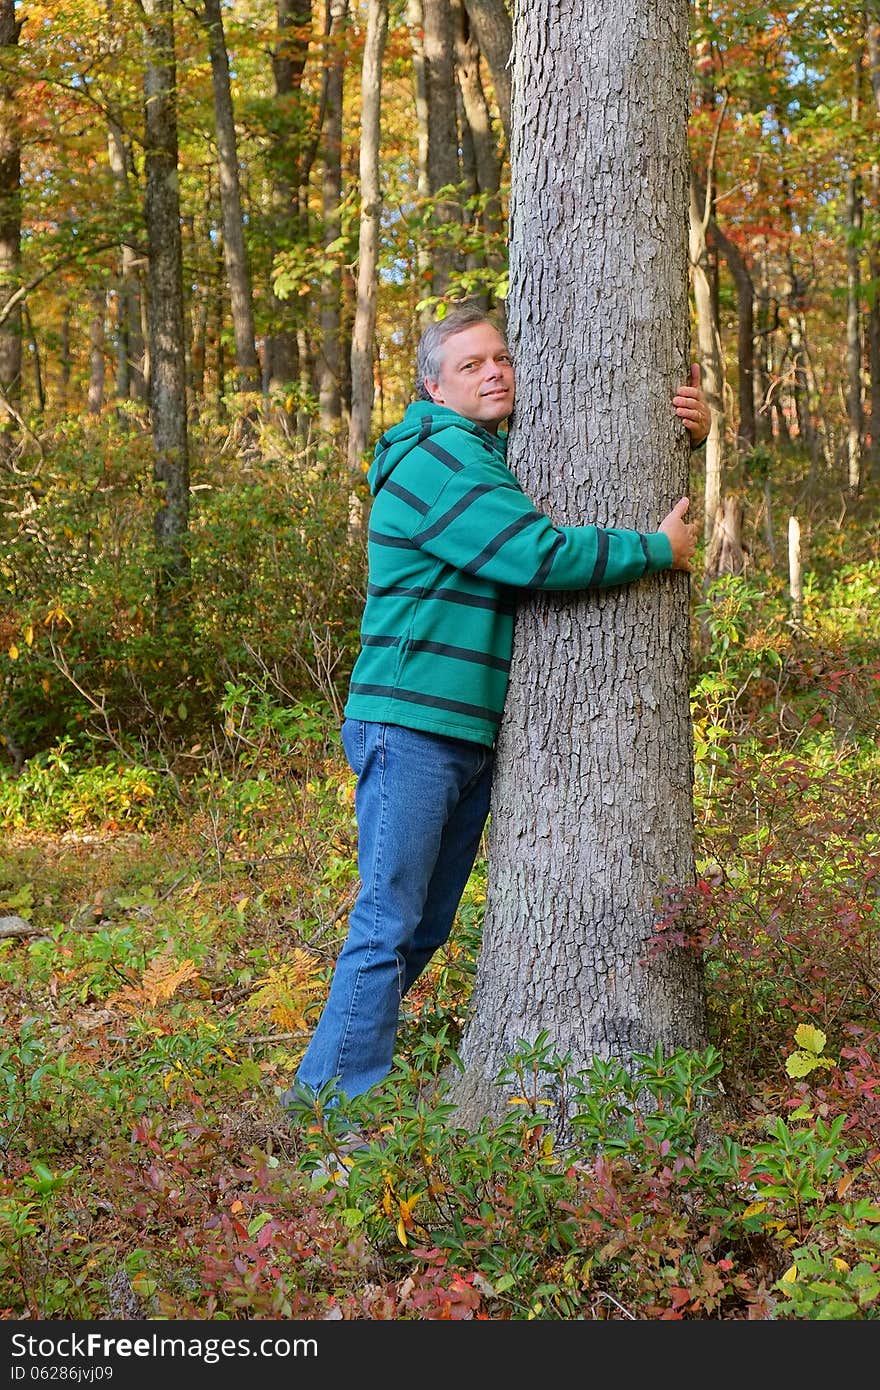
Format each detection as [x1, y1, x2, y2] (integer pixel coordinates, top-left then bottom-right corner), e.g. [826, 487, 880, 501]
[294, 719, 494, 1099]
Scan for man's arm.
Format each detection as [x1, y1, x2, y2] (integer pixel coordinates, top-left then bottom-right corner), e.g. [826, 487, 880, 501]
[409, 456, 695, 591]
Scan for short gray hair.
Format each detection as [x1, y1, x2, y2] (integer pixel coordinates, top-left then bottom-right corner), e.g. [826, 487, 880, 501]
[415, 304, 507, 400]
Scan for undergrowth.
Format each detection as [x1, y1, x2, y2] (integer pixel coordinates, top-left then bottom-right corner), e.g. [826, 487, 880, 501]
[1, 437, 879, 1319]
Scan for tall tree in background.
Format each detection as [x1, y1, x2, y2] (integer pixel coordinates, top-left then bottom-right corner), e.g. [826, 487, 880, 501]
[462, 0, 511, 150]
[107, 112, 147, 402]
[422, 0, 461, 304]
[452, 0, 707, 1127]
[318, 0, 347, 431]
[348, 0, 388, 473]
[202, 0, 259, 393]
[0, 0, 21, 461]
[845, 47, 864, 495]
[689, 1, 725, 543]
[267, 0, 312, 397]
[142, 0, 190, 586]
[867, 1, 880, 471]
[453, 0, 503, 310]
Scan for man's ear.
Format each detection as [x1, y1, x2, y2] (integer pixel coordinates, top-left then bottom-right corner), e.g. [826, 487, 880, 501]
[423, 378, 443, 404]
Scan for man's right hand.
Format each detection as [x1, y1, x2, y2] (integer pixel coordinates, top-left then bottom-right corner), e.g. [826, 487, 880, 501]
[658, 496, 698, 572]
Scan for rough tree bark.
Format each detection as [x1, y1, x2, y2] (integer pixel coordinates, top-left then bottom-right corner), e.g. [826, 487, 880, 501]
[142, 0, 190, 585]
[450, 0, 707, 1128]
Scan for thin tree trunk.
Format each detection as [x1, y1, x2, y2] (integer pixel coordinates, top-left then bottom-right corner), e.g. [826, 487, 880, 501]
[406, 0, 432, 310]
[866, 10, 879, 473]
[348, 0, 388, 473]
[0, 0, 22, 461]
[59, 303, 71, 410]
[142, 0, 190, 586]
[689, 172, 724, 545]
[845, 158, 864, 493]
[453, 0, 503, 306]
[422, 0, 461, 304]
[22, 303, 42, 413]
[315, 0, 347, 431]
[87, 286, 107, 413]
[788, 514, 802, 623]
[461, 0, 511, 150]
[789, 310, 819, 462]
[266, 0, 311, 395]
[452, 0, 706, 1129]
[705, 494, 746, 579]
[107, 117, 146, 400]
[710, 218, 756, 451]
[202, 0, 259, 393]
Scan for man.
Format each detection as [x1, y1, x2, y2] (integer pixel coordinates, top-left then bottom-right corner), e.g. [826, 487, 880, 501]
[283, 304, 708, 1105]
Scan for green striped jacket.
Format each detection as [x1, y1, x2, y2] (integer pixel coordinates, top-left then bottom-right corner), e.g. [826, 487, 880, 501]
[343, 401, 674, 747]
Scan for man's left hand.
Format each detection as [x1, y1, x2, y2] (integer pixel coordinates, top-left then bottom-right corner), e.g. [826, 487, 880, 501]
[674, 363, 711, 446]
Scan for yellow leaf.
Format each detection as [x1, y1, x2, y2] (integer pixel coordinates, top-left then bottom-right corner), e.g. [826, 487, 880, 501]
[41, 678, 50, 693]
[8, 642, 20, 660]
[141, 955, 199, 1005]
[832, 1258, 850, 1272]
[24, 625, 33, 646]
[743, 1201, 768, 1219]
[780, 1264, 798, 1284]
[230, 1200, 244, 1214]
[793, 1024, 827, 1055]
[837, 1172, 854, 1199]
[396, 1217, 408, 1246]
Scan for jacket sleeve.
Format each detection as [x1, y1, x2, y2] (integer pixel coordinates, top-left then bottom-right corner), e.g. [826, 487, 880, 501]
[410, 455, 672, 592]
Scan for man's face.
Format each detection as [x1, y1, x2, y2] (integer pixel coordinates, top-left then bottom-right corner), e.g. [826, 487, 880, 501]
[423, 323, 515, 433]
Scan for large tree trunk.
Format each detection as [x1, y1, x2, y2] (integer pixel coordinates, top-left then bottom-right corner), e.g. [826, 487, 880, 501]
[203, 0, 259, 394]
[143, 0, 190, 586]
[0, 0, 22, 462]
[348, 0, 388, 473]
[451, 0, 707, 1129]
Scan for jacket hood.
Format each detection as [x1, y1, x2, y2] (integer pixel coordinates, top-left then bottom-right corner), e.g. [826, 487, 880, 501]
[367, 401, 506, 495]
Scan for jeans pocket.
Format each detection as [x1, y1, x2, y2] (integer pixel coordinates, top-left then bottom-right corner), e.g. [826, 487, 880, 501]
[341, 718, 366, 776]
